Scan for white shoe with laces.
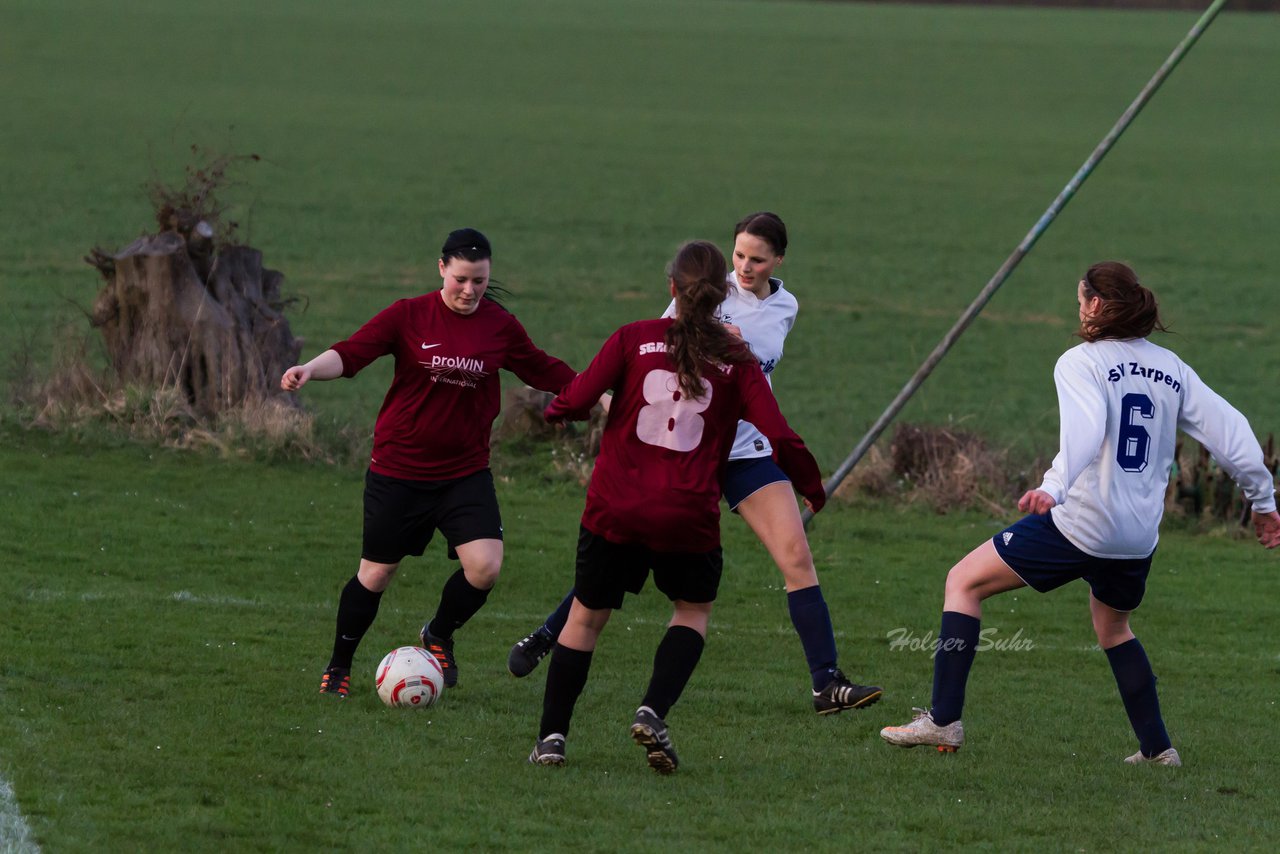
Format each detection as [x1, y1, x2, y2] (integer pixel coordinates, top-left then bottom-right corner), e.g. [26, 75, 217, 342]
[1124, 747, 1181, 766]
[880, 707, 964, 752]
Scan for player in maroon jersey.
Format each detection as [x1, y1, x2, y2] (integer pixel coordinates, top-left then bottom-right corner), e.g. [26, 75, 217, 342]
[281, 228, 576, 696]
[527, 240, 826, 773]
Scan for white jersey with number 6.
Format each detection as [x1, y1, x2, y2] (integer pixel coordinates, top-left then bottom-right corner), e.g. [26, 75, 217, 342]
[1040, 338, 1276, 559]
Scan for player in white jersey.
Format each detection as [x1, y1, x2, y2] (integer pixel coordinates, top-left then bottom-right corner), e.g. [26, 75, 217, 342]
[881, 261, 1280, 764]
[510, 212, 882, 714]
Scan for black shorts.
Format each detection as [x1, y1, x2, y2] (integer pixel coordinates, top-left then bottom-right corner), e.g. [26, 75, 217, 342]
[573, 526, 722, 611]
[362, 468, 503, 565]
[992, 512, 1152, 612]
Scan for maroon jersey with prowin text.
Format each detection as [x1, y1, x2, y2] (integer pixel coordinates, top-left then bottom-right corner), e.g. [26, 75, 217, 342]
[545, 318, 825, 553]
[331, 292, 576, 481]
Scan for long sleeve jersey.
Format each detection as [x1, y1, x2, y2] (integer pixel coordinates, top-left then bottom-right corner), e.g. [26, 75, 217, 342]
[1040, 338, 1275, 558]
[331, 292, 576, 481]
[545, 318, 824, 553]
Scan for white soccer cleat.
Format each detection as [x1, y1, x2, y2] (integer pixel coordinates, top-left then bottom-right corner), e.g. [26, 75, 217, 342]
[880, 707, 964, 752]
[1124, 747, 1181, 767]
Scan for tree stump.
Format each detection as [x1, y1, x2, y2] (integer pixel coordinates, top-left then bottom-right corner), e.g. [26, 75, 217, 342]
[87, 229, 302, 417]
[493, 385, 607, 455]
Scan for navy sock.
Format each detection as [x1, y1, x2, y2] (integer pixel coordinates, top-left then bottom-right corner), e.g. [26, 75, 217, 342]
[1104, 637, 1172, 757]
[544, 590, 576, 639]
[787, 586, 839, 691]
[427, 568, 490, 640]
[329, 575, 383, 669]
[540, 644, 593, 738]
[640, 625, 706, 719]
[930, 611, 981, 726]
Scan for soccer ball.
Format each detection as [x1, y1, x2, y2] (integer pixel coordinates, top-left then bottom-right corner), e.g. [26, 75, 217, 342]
[375, 646, 445, 708]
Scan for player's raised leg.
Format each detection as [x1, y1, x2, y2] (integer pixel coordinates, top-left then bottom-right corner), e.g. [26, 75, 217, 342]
[509, 589, 573, 677]
[420, 538, 502, 688]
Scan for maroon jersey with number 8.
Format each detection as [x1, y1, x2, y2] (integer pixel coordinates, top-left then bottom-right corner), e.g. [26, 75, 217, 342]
[545, 318, 824, 553]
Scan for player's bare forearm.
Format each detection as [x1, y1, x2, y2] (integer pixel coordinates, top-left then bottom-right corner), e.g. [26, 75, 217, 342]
[281, 349, 343, 391]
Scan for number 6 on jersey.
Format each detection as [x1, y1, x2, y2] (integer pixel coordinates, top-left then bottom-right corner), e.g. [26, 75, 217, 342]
[1116, 392, 1153, 473]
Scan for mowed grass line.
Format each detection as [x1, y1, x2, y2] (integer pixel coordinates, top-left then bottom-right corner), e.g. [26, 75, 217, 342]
[3, 428, 1279, 850]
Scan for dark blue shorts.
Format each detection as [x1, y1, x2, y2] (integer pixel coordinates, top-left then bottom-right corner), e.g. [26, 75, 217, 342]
[991, 513, 1153, 612]
[723, 456, 789, 511]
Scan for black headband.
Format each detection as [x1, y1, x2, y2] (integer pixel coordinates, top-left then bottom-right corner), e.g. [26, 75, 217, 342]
[441, 227, 491, 258]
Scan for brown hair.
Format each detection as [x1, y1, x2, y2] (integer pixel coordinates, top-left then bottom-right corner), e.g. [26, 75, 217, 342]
[665, 241, 752, 399]
[1078, 261, 1167, 342]
[733, 211, 788, 256]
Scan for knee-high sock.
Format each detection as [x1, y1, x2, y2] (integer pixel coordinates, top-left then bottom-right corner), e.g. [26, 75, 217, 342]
[640, 625, 706, 719]
[427, 568, 490, 640]
[540, 645, 594, 739]
[1105, 637, 1172, 757]
[930, 611, 981, 726]
[544, 590, 576, 638]
[329, 575, 383, 669]
[787, 586, 839, 691]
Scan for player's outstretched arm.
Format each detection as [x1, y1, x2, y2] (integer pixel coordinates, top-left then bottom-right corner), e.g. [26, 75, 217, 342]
[1018, 489, 1057, 515]
[281, 349, 344, 391]
[1252, 510, 1280, 549]
[545, 330, 624, 424]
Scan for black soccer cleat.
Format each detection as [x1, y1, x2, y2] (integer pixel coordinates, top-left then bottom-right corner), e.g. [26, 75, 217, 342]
[318, 666, 351, 698]
[508, 626, 555, 678]
[528, 734, 567, 767]
[630, 706, 679, 775]
[813, 669, 882, 715]
[420, 625, 458, 688]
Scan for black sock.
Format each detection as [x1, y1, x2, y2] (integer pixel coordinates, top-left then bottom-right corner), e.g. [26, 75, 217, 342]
[540, 645, 594, 739]
[640, 625, 706, 719]
[930, 611, 981, 726]
[427, 568, 491, 640]
[1105, 637, 1172, 757]
[328, 575, 383, 669]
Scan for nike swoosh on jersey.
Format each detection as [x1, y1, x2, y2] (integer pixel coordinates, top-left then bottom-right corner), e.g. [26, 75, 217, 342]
[421, 343, 443, 350]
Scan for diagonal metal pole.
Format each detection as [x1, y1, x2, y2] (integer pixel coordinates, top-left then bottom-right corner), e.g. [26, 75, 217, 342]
[804, 0, 1231, 528]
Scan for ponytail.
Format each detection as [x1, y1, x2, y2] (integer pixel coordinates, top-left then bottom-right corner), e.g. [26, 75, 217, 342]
[1078, 261, 1168, 342]
[664, 241, 752, 399]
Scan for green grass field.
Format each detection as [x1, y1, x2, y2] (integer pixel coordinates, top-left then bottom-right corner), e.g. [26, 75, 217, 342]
[3, 0, 1280, 850]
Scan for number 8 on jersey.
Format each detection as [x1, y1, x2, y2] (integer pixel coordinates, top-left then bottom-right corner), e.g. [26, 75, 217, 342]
[636, 369, 712, 452]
